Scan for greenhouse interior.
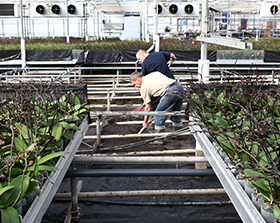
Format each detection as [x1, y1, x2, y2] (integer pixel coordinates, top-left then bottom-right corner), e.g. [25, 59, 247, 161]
[1, 0, 280, 223]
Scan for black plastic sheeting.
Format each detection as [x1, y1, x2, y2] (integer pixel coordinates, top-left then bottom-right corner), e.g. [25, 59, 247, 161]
[0, 50, 21, 62]
[26, 50, 72, 61]
[78, 49, 217, 64]
[82, 50, 122, 64]
[264, 50, 280, 62]
[120, 49, 138, 62]
[42, 176, 242, 223]
[166, 50, 217, 62]
[0, 49, 279, 63]
[0, 50, 72, 62]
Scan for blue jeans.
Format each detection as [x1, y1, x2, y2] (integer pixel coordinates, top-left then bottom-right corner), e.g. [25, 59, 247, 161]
[154, 82, 185, 127]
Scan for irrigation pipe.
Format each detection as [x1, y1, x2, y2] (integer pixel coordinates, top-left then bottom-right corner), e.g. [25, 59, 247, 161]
[55, 188, 226, 198]
[73, 156, 208, 164]
[53, 199, 231, 206]
[65, 169, 215, 177]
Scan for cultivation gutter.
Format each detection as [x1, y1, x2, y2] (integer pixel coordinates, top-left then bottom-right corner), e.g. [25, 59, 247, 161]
[189, 123, 266, 223]
[22, 116, 89, 223]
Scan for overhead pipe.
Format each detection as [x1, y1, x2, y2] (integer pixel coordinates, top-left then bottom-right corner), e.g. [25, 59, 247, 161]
[65, 169, 215, 178]
[73, 156, 208, 164]
[55, 188, 226, 199]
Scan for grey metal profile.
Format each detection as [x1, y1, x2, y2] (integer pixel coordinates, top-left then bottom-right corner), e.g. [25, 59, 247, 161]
[65, 169, 215, 177]
[189, 123, 266, 223]
[196, 35, 253, 50]
[72, 156, 208, 164]
[22, 117, 89, 223]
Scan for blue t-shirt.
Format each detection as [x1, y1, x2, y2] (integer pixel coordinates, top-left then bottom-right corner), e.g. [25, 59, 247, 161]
[141, 51, 175, 79]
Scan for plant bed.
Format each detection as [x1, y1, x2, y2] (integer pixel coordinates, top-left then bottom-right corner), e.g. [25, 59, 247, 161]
[0, 83, 90, 223]
[186, 74, 280, 222]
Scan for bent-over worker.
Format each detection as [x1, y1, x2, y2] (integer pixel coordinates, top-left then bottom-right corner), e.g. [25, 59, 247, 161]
[130, 71, 184, 133]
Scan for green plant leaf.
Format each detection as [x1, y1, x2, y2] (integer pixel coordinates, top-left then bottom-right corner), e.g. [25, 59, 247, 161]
[59, 122, 71, 129]
[27, 164, 58, 172]
[73, 108, 88, 117]
[33, 161, 39, 179]
[10, 168, 23, 176]
[0, 185, 15, 197]
[51, 124, 63, 141]
[14, 123, 34, 139]
[217, 117, 229, 127]
[64, 132, 74, 140]
[0, 175, 30, 207]
[13, 137, 28, 152]
[26, 180, 41, 196]
[274, 205, 280, 220]
[0, 207, 20, 223]
[71, 93, 81, 105]
[37, 151, 67, 165]
[244, 169, 271, 199]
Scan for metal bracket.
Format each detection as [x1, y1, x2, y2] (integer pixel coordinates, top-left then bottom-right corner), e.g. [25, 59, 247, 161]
[196, 35, 253, 50]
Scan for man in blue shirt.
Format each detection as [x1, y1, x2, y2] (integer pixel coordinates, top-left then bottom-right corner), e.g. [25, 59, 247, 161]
[135, 49, 177, 111]
[136, 49, 176, 79]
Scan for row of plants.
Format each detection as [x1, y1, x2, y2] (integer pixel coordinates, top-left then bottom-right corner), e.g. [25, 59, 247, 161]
[186, 74, 280, 222]
[1, 37, 280, 51]
[0, 83, 90, 223]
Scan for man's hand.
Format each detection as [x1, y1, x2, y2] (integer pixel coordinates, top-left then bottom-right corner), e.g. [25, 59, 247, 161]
[143, 103, 151, 129]
[143, 120, 150, 129]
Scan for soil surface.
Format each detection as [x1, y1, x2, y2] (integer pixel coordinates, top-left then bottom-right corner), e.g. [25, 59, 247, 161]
[41, 107, 243, 223]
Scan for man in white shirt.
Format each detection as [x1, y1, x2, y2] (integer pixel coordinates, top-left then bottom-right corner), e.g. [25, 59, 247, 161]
[130, 71, 184, 133]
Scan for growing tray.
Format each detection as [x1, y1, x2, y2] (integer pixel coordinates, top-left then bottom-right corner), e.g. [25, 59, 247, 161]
[22, 116, 89, 223]
[190, 123, 266, 223]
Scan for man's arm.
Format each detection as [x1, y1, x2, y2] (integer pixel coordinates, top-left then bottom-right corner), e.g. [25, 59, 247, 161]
[143, 102, 151, 129]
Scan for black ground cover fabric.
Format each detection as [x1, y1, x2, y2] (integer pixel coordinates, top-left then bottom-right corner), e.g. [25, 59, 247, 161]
[0, 50, 21, 61]
[84, 50, 121, 64]
[26, 50, 72, 61]
[264, 50, 280, 62]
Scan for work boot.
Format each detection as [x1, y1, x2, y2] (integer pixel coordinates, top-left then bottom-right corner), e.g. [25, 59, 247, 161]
[150, 128, 165, 145]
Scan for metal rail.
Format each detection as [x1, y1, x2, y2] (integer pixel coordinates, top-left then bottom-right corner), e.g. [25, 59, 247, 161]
[189, 123, 266, 223]
[55, 188, 226, 198]
[73, 156, 208, 164]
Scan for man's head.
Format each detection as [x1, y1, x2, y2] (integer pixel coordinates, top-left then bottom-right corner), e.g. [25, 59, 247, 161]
[130, 71, 143, 88]
[136, 49, 149, 63]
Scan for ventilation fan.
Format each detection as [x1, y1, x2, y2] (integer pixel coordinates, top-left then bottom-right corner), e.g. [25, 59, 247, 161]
[157, 4, 162, 14]
[270, 5, 279, 15]
[185, 4, 194, 14]
[35, 5, 45, 14]
[68, 4, 76, 14]
[169, 4, 178, 14]
[51, 4, 61, 14]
